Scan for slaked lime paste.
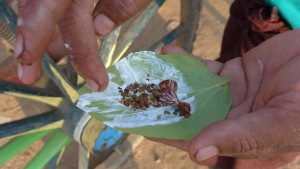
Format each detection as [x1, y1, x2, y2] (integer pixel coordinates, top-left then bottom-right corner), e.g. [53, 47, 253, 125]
[77, 51, 195, 128]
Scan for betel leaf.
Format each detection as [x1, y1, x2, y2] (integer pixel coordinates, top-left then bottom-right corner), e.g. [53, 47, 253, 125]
[77, 51, 232, 140]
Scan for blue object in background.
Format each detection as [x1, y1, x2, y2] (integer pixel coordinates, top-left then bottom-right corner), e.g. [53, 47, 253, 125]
[94, 127, 124, 152]
[265, 0, 300, 29]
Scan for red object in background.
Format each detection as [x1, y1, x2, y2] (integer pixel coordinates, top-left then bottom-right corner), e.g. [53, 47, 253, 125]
[218, 0, 291, 63]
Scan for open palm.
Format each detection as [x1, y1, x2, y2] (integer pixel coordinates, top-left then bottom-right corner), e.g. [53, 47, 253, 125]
[153, 30, 300, 167]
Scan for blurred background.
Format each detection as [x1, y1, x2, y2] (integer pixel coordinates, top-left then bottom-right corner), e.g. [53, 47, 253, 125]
[1, 0, 300, 169]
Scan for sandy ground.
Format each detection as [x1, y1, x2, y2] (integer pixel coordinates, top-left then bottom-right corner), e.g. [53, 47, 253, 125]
[1, 0, 300, 169]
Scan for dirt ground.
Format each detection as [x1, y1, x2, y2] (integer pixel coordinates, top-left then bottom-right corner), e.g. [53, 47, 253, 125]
[1, 0, 300, 169]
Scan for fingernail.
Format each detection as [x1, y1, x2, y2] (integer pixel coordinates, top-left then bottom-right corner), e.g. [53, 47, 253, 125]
[94, 13, 115, 36]
[195, 146, 219, 162]
[17, 63, 23, 80]
[86, 79, 99, 92]
[17, 17, 24, 26]
[14, 34, 24, 58]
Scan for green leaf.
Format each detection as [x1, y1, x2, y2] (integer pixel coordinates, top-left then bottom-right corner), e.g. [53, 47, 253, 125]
[77, 51, 232, 140]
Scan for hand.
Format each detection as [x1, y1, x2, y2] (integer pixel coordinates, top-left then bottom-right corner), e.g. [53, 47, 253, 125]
[151, 30, 300, 165]
[15, 0, 151, 91]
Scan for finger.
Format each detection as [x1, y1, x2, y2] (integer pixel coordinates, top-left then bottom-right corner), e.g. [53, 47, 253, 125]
[59, 0, 108, 91]
[219, 57, 247, 109]
[161, 44, 224, 75]
[15, 0, 72, 84]
[17, 60, 42, 84]
[93, 0, 152, 36]
[161, 44, 190, 55]
[16, 0, 72, 63]
[47, 26, 68, 62]
[188, 108, 300, 163]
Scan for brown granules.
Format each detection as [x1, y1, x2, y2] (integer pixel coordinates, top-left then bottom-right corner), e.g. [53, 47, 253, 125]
[178, 102, 191, 118]
[118, 82, 161, 110]
[118, 80, 191, 118]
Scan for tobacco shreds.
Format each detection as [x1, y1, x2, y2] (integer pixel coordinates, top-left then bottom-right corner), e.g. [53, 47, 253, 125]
[118, 80, 191, 118]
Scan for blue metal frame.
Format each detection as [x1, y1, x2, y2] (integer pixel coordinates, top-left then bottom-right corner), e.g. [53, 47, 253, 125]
[94, 126, 124, 152]
[0, 110, 62, 139]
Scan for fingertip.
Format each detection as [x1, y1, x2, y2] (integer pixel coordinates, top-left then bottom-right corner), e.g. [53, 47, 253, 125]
[96, 73, 109, 92]
[94, 13, 115, 36]
[93, 0, 151, 32]
[206, 61, 224, 75]
[86, 73, 109, 92]
[81, 63, 109, 92]
[17, 63, 24, 80]
[160, 44, 189, 55]
[18, 61, 41, 85]
[86, 79, 99, 92]
[96, 67, 109, 92]
[14, 34, 24, 58]
[195, 146, 219, 163]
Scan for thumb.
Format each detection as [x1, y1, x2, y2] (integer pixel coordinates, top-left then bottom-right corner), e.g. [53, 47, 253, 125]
[92, 0, 152, 36]
[188, 108, 300, 163]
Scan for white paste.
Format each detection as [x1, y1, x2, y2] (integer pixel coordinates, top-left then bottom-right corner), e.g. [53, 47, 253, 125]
[77, 51, 195, 128]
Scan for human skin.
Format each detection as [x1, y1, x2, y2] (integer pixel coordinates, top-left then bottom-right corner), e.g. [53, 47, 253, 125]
[14, 0, 151, 91]
[151, 30, 300, 166]
[14, 0, 300, 167]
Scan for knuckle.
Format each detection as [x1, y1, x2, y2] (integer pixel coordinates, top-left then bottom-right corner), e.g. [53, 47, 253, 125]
[98, 0, 140, 25]
[116, 0, 138, 18]
[59, 15, 77, 35]
[231, 133, 273, 158]
[235, 133, 259, 154]
[17, 50, 36, 64]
